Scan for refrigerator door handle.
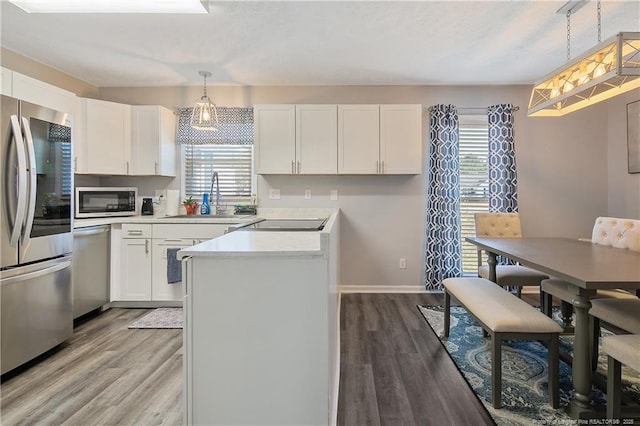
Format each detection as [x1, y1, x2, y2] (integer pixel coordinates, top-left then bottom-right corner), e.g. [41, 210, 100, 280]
[21, 116, 37, 247]
[0, 260, 71, 286]
[8, 115, 28, 247]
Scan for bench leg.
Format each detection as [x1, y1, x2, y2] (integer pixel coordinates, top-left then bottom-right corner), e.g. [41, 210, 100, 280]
[444, 291, 451, 338]
[542, 291, 552, 317]
[607, 356, 621, 420]
[560, 301, 574, 329]
[491, 333, 502, 409]
[548, 333, 559, 408]
[590, 317, 600, 372]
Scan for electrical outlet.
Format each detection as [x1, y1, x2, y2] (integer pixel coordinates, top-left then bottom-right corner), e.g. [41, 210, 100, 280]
[330, 189, 338, 201]
[304, 189, 311, 200]
[269, 189, 280, 200]
[399, 258, 406, 269]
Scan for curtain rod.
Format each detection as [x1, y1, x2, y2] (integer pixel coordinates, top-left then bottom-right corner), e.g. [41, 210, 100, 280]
[426, 106, 520, 112]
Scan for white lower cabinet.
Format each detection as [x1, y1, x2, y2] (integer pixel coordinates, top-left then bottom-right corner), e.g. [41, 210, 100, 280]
[115, 223, 230, 304]
[151, 224, 228, 302]
[120, 224, 152, 301]
[151, 238, 192, 301]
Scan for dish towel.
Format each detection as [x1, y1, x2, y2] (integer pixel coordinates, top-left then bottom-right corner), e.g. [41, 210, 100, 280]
[166, 248, 182, 284]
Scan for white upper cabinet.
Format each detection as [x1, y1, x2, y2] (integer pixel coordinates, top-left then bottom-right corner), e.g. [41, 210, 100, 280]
[254, 104, 296, 174]
[77, 98, 131, 175]
[338, 104, 423, 175]
[1, 67, 12, 97]
[295, 105, 337, 174]
[379, 104, 422, 174]
[11, 71, 75, 114]
[255, 104, 338, 174]
[256, 103, 422, 175]
[338, 105, 380, 174]
[131, 105, 176, 176]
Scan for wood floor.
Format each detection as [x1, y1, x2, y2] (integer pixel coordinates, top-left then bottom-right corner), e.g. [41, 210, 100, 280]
[0, 309, 183, 425]
[1, 294, 494, 425]
[337, 293, 493, 426]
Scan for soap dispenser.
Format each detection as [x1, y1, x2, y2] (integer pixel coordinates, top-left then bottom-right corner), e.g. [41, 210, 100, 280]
[200, 193, 211, 215]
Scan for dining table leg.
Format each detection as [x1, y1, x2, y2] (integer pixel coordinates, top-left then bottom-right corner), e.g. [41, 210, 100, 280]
[567, 292, 595, 419]
[487, 251, 497, 283]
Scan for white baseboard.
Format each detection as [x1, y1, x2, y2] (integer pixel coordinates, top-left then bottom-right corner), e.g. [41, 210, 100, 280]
[339, 285, 428, 294]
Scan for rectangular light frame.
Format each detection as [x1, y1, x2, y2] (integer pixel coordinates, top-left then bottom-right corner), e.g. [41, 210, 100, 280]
[8, 0, 209, 14]
[528, 32, 640, 117]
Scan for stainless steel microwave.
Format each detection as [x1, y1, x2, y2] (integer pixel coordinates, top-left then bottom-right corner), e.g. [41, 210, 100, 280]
[75, 187, 137, 218]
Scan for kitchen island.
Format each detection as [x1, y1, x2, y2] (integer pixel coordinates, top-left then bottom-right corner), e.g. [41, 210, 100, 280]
[178, 210, 340, 426]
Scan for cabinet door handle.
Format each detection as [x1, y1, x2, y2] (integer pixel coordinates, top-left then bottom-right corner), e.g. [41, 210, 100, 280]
[381, 160, 384, 174]
[155, 161, 158, 175]
[376, 161, 379, 174]
[192, 239, 197, 245]
[126, 161, 130, 174]
[127, 230, 143, 236]
[291, 161, 295, 174]
[74, 157, 77, 172]
[297, 161, 300, 174]
[145, 239, 149, 254]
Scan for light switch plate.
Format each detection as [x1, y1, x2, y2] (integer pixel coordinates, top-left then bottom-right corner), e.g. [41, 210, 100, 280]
[304, 189, 311, 200]
[269, 189, 280, 200]
[330, 189, 338, 201]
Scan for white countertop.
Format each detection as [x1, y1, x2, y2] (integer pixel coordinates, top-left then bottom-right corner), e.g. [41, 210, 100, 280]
[177, 231, 324, 258]
[73, 215, 259, 228]
[177, 209, 338, 258]
[73, 208, 338, 229]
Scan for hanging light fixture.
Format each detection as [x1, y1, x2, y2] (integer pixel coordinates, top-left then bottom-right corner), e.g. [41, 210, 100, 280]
[527, 1, 640, 117]
[191, 71, 219, 131]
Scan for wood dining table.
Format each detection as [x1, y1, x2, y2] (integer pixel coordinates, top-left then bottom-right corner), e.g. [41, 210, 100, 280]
[466, 236, 640, 419]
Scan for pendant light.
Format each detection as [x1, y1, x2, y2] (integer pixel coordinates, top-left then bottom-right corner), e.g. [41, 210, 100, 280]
[191, 71, 219, 131]
[527, 1, 640, 117]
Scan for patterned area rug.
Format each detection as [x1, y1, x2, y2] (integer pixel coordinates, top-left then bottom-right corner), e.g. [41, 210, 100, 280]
[128, 308, 183, 329]
[418, 305, 640, 426]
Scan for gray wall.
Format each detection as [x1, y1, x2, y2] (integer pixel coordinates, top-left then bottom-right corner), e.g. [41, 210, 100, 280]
[4, 53, 638, 289]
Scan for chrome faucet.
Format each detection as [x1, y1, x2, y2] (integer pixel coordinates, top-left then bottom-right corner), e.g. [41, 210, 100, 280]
[209, 171, 221, 214]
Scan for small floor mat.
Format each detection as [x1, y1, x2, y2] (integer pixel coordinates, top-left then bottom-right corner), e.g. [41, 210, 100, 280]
[128, 308, 183, 329]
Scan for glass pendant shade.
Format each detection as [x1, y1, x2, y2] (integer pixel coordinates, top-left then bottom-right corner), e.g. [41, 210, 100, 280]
[528, 32, 640, 117]
[191, 71, 219, 131]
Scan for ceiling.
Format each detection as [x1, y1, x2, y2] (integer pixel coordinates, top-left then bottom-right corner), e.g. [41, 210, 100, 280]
[1, 1, 639, 88]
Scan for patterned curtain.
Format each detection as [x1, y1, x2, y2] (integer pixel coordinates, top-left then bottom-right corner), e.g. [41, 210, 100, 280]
[176, 107, 254, 145]
[425, 104, 462, 291]
[488, 104, 518, 267]
[487, 104, 518, 212]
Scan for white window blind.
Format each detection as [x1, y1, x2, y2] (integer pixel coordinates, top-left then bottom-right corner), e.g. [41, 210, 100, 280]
[459, 118, 489, 274]
[183, 145, 254, 203]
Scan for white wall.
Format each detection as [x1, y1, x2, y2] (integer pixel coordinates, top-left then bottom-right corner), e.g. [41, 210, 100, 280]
[95, 84, 616, 289]
[606, 90, 640, 218]
[3, 51, 628, 288]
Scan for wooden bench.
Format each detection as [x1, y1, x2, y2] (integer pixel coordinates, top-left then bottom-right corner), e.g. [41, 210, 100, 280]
[443, 277, 563, 409]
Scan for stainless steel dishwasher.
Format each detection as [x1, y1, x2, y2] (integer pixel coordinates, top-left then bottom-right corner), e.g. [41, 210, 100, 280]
[73, 225, 110, 319]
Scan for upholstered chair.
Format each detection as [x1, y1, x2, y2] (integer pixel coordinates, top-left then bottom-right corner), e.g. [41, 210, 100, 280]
[601, 334, 640, 419]
[541, 217, 640, 369]
[474, 213, 549, 303]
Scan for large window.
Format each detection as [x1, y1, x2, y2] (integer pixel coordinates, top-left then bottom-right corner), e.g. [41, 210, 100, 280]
[183, 144, 254, 204]
[459, 116, 489, 274]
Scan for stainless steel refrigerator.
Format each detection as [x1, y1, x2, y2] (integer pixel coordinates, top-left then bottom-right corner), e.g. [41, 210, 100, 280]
[1, 95, 73, 375]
